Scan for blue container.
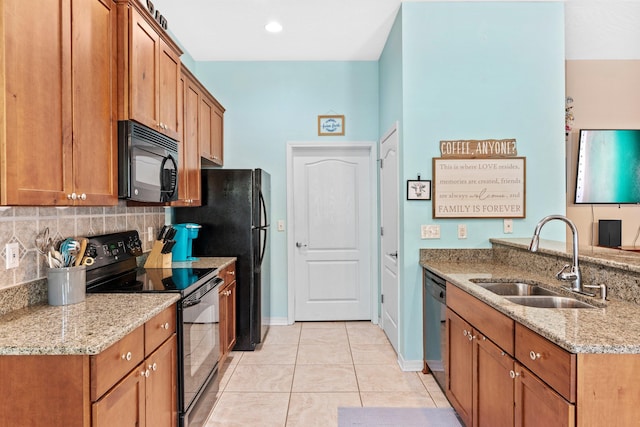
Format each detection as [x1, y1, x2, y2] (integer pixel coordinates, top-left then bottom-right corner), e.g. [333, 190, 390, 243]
[171, 223, 201, 262]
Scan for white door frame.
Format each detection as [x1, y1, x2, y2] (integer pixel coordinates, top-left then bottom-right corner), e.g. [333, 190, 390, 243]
[286, 142, 379, 325]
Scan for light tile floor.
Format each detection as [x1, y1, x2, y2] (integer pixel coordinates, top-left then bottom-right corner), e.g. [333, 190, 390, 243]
[205, 321, 451, 427]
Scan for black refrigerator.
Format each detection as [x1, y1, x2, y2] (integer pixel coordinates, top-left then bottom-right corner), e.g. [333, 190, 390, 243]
[174, 169, 270, 351]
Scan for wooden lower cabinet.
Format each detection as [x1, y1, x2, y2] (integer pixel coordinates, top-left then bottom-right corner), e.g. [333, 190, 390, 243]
[219, 262, 237, 360]
[0, 305, 177, 427]
[446, 283, 575, 427]
[93, 335, 177, 427]
[515, 364, 575, 427]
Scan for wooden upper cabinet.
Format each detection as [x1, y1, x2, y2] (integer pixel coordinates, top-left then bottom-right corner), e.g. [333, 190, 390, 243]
[173, 66, 202, 206]
[119, 0, 181, 140]
[0, 0, 118, 206]
[200, 93, 225, 166]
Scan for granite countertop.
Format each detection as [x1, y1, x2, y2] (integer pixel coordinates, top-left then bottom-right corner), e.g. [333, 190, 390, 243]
[0, 257, 236, 356]
[421, 255, 640, 355]
[0, 293, 179, 356]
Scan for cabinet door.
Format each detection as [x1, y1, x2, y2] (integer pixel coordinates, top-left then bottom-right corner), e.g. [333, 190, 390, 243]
[210, 104, 224, 165]
[224, 280, 237, 355]
[515, 364, 575, 427]
[92, 363, 146, 427]
[158, 38, 180, 140]
[175, 71, 201, 206]
[445, 308, 473, 427]
[130, 7, 160, 131]
[146, 335, 177, 427]
[3, 0, 72, 205]
[199, 95, 213, 161]
[475, 334, 515, 427]
[71, 0, 118, 205]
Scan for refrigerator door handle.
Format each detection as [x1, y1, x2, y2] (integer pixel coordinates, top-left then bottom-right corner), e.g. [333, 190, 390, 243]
[259, 190, 269, 227]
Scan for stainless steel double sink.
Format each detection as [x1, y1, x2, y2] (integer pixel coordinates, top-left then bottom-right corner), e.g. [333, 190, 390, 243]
[473, 281, 596, 309]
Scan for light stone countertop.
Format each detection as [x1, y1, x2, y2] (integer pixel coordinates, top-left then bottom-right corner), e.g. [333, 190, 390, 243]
[0, 257, 236, 356]
[0, 293, 179, 355]
[421, 244, 640, 354]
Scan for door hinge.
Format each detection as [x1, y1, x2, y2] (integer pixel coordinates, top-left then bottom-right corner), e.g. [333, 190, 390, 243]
[381, 294, 384, 304]
[380, 227, 384, 236]
[379, 159, 384, 169]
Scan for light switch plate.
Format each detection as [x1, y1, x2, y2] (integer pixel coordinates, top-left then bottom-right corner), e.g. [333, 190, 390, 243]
[5, 242, 19, 269]
[458, 224, 467, 239]
[277, 220, 285, 232]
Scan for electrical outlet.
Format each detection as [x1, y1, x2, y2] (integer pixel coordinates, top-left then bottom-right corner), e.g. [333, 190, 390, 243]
[421, 224, 440, 239]
[5, 242, 19, 269]
[277, 220, 285, 232]
[458, 224, 467, 239]
[147, 226, 154, 241]
[504, 219, 514, 234]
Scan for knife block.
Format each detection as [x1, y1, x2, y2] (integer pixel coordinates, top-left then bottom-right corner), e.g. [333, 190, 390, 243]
[144, 241, 172, 269]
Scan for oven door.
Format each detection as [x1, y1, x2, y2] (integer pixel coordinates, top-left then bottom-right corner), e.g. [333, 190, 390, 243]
[181, 277, 222, 414]
[130, 146, 177, 203]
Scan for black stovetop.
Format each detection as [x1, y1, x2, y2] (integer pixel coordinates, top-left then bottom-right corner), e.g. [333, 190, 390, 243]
[83, 230, 217, 297]
[86, 266, 217, 295]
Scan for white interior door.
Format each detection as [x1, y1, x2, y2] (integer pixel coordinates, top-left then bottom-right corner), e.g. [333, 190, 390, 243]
[380, 125, 399, 352]
[290, 145, 374, 321]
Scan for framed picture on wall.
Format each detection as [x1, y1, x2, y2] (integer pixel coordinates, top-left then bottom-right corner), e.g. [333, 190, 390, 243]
[318, 115, 345, 136]
[407, 180, 431, 200]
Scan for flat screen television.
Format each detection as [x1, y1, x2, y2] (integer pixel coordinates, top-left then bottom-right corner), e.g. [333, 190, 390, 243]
[575, 129, 640, 204]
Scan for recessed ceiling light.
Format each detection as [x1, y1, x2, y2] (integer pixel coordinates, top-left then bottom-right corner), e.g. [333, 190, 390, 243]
[265, 21, 283, 33]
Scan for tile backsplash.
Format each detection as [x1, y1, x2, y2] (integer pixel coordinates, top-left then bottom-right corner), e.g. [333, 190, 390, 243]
[0, 201, 166, 291]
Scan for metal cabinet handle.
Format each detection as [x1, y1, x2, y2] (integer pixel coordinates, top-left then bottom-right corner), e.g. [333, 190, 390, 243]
[121, 351, 132, 361]
[228, 270, 235, 276]
[148, 363, 158, 371]
[161, 322, 170, 330]
[141, 369, 150, 378]
[80, 193, 87, 201]
[509, 370, 521, 379]
[530, 351, 541, 360]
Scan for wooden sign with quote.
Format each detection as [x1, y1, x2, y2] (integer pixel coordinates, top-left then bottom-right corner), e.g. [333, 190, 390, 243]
[432, 157, 526, 218]
[440, 139, 517, 158]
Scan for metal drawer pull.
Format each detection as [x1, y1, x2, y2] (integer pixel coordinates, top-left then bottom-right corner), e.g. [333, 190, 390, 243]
[161, 322, 170, 330]
[121, 351, 132, 361]
[141, 369, 150, 378]
[509, 370, 521, 379]
[149, 363, 158, 371]
[530, 351, 541, 360]
[228, 270, 235, 275]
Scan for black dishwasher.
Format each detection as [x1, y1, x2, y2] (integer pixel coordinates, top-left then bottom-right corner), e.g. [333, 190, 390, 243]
[423, 269, 446, 391]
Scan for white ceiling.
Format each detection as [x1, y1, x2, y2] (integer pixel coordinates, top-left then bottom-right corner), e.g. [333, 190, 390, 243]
[148, 0, 640, 61]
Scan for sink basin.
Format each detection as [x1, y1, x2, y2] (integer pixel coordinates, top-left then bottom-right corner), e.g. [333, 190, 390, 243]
[476, 282, 559, 296]
[504, 296, 596, 309]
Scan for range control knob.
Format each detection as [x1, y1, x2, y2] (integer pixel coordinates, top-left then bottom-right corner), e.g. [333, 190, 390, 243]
[87, 244, 98, 258]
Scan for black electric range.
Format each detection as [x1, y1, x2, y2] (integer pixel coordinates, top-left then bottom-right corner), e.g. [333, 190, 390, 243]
[83, 230, 223, 427]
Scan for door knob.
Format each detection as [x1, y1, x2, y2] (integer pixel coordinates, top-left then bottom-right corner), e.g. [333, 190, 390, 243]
[296, 242, 307, 248]
[388, 252, 398, 258]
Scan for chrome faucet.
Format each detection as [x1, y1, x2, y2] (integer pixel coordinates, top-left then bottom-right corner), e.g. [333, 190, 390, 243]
[529, 214, 588, 295]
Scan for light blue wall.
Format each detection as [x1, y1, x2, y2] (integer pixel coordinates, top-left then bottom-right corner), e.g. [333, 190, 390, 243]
[169, 1, 566, 365]
[193, 62, 379, 319]
[395, 2, 566, 361]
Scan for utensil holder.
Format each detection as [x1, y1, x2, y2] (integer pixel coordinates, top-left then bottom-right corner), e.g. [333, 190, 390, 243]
[47, 265, 86, 306]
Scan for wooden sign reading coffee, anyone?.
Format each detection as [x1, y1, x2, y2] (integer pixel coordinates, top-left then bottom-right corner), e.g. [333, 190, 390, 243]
[440, 139, 517, 158]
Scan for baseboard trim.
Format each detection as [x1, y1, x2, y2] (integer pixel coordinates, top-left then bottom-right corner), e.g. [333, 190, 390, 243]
[398, 354, 424, 372]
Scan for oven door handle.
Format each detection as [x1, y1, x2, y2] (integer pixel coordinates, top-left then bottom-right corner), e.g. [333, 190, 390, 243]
[183, 298, 202, 308]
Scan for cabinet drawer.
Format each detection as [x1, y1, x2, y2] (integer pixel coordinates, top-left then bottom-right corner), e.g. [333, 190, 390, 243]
[145, 305, 176, 356]
[219, 262, 236, 285]
[91, 325, 144, 401]
[447, 284, 515, 355]
[515, 323, 576, 402]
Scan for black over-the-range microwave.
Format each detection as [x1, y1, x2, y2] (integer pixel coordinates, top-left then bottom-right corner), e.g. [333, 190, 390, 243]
[118, 120, 178, 203]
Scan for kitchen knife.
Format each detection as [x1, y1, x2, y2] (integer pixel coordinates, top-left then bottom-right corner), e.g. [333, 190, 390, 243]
[157, 225, 169, 241]
[164, 227, 177, 241]
[161, 240, 176, 254]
